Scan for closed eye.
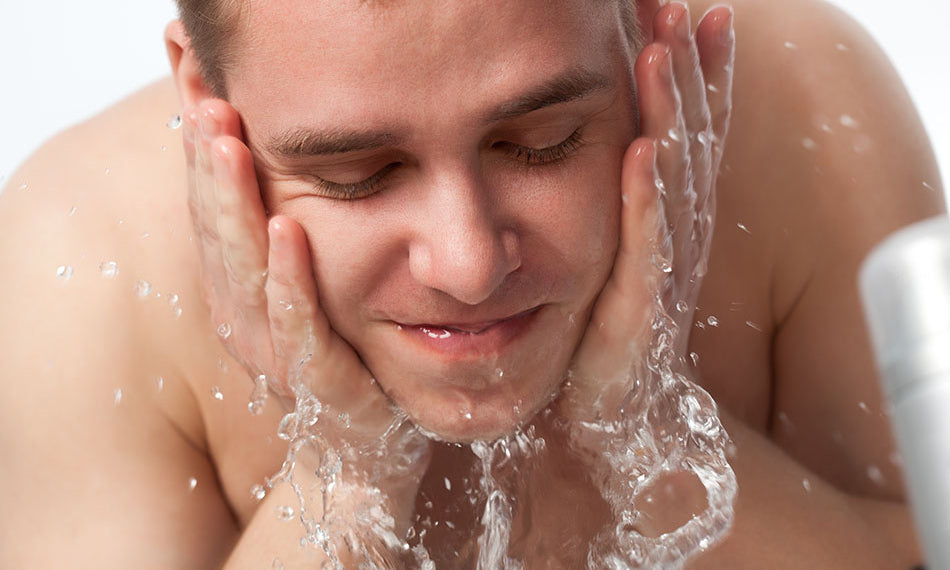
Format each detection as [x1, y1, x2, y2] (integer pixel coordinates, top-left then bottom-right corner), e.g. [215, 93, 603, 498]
[494, 129, 584, 165]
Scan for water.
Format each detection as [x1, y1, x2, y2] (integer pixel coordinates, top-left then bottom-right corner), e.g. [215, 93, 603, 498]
[98, 261, 119, 278]
[248, 374, 269, 415]
[166, 114, 183, 130]
[134, 280, 152, 299]
[56, 265, 73, 281]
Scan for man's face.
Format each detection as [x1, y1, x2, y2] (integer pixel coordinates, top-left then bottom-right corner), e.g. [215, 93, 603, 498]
[226, 0, 638, 441]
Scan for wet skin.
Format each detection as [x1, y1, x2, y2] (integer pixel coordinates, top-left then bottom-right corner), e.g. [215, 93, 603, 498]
[0, 0, 944, 567]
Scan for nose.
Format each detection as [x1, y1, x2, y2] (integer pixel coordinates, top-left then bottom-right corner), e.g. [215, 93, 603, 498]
[408, 172, 522, 305]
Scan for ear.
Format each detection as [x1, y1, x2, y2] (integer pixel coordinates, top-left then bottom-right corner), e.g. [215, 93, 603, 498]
[635, 0, 664, 44]
[164, 20, 214, 107]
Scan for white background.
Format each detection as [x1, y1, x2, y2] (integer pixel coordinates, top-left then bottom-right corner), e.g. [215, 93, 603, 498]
[1, 0, 948, 202]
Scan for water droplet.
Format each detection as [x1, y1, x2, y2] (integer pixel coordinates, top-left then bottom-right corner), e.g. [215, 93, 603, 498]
[56, 265, 74, 280]
[167, 114, 183, 130]
[444, 477, 452, 491]
[835, 43, 850, 51]
[211, 386, 224, 401]
[134, 280, 152, 298]
[852, 135, 872, 154]
[460, 410, 473, 420]
[113, 388, 123, 406]
[695, 131, 711, 147]
[104, 168, 111, 176]
[161, 145, 167, 152]
[495, 368, 505, 378]
[745, 320, 763, 332]
[248, 374, 268, 415]
[156, 376, 165, 392]
[168, 293, 179, 305]
[98, 261, 119, 278]
[706, 83, 720, 94]
[276, 505, 295, 521]
[706, 316, 720, 327]
[676, 300, 690, 313]
[67, 206, 78, 217]
[217, 323, 232, 339]
[18, 182, 28, 191]
[667, 128, 682, 143]
[172, 306, 183, 319]
[655, 176, 666, 194]
[251, 484, 267, 501]
[188, 477, 198, 491]
[337, 411, 351, 428]
[736, 222, 751, 235]
[695, 320, 707, 330]
[802, 478, 812, 492]
[689, 352, 700, 367]
[801, 137, 818, 151]
[699, 537, 711, 550]
[278, 300, 294, 311]
[784, 41, 799, 50]
[866, 465, 885, 486]
[839, 114, 859, 129]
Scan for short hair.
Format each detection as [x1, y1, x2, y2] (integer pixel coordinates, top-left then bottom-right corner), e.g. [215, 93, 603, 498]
[175, 0, 643, 99]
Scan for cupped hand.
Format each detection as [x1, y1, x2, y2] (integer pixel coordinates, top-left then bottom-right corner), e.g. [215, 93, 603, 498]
[181, 99, 429, 530]
[562, 3, 735, 422]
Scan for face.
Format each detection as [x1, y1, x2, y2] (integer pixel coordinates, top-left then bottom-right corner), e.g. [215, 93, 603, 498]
[225, 0, 638, 441]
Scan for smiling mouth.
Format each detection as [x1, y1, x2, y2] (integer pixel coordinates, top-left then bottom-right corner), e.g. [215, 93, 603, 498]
[394, 307, 542, 357]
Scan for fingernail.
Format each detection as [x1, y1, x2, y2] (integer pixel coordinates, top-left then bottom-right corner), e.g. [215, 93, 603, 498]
[675, 5, 691, 42]
[719, 8, 735, 45]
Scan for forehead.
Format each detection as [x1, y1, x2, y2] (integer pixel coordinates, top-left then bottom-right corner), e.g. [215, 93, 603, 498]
[227, 0, 625, 139]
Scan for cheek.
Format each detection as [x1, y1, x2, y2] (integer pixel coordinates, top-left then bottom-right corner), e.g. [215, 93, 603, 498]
[515, 153, 623, 294]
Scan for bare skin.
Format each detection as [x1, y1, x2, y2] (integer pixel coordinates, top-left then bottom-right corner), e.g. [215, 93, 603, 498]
[0, 0, 943, 568]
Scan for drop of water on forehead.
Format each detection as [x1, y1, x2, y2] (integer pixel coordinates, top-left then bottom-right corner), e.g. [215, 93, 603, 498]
[166, 114, 183, 130]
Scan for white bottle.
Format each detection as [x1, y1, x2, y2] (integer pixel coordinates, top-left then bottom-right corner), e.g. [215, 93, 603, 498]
[861, 215, 950, 570]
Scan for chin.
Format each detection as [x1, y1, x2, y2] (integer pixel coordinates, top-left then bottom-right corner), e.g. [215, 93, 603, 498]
[390, 375, 562, 444]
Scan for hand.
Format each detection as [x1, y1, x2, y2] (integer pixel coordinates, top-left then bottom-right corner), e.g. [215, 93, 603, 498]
[181, 99, 429, 559]
[563, 1, 735, 421]
[552, 3, 738, 567]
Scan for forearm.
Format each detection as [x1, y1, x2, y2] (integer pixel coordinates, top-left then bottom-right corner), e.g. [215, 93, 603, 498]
[690, 412, 921, 569]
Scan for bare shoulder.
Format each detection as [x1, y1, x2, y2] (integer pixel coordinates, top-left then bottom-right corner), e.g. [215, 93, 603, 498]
[0, 79, 278, 567]
[689, 0, 945, 500]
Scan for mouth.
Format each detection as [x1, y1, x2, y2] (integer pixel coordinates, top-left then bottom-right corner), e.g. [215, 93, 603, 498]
[394, 306, 542, 358]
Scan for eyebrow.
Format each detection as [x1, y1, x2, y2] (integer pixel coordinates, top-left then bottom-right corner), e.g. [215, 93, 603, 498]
[264, 67, 613, 159]
[486, 67, 613, 123]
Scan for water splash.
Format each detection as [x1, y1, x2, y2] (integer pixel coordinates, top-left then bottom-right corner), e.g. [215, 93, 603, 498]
[249, 374, 269, 415]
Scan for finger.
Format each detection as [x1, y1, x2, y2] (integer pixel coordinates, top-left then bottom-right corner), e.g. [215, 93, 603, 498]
[695, 6, 736, 146]
[265, 215, 321, 389]
[266, 217, 395, 435]
[564, 139, 660, 422]
[189, 104, 232, 310]
[653, 3, 712, 140]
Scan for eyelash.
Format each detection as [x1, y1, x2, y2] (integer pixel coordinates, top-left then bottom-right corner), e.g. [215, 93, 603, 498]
[312, 129, 584, 200]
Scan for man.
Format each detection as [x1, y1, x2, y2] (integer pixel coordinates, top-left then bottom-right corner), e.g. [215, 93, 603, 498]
[0, 0, 942, 568]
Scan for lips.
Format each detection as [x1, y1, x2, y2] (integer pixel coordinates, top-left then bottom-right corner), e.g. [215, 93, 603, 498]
[395, 307, 541, 358]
